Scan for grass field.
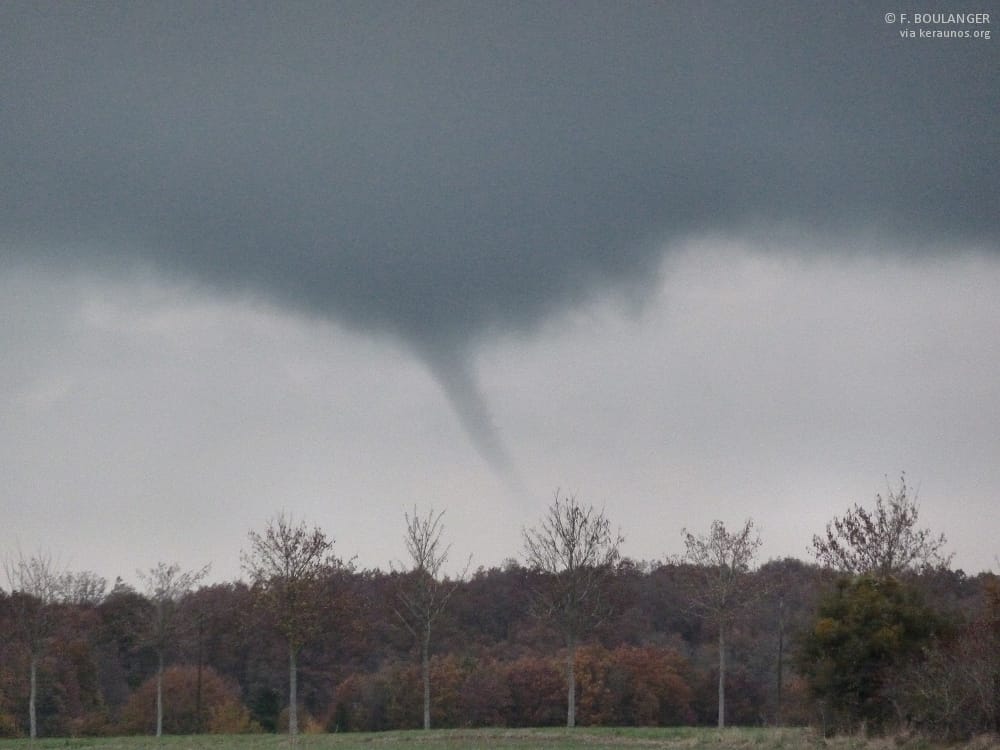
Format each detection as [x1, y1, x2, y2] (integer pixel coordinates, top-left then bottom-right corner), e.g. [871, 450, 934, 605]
[0, 728, 997, 750]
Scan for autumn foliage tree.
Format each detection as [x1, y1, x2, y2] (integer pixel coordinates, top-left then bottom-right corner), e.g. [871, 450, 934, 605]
[137, 562, 210, 737]
[118, 665, 256, 734]
[576, 644, 695, 726]
[242, 513, 345, 737]
[523, 492, 623, 728]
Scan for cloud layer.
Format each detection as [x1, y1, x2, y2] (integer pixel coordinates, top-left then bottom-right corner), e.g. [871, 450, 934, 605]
[2, 2, 997, 480]
[5, 4, 997, 322]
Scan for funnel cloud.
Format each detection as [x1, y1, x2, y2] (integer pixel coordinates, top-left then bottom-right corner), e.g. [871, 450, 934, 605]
[2, 2, 998, 475]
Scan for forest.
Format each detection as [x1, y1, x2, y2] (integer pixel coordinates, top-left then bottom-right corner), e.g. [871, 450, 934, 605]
[1, 480, 997, 742]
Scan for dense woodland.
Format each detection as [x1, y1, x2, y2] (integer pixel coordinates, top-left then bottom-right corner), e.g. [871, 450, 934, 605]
[1, 485, 998, 741]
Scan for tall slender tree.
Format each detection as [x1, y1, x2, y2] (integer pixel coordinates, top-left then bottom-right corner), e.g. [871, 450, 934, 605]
[242, 512, 342, 737]
[3, 550, 65, 739]
[523, 491, 623, 728]
[678, 518, 763, 728]
[392, 506, 469, 730]
[137, 562, 210, 737]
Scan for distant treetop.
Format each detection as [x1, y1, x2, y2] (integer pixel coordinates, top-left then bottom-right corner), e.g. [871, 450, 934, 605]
[811, 473, 951, 578]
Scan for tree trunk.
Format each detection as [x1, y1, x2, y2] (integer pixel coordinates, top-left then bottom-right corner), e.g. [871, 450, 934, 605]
[156, 649, 164, 737]
[29, 653, 37, 740]
[566, 636, 576, 728]
[718, 624, 726, 728]
[422, 629, 431, 730]
[196, 614, 204, 733]
[289, 643, 298, 737]
[776, 595, 785, 726]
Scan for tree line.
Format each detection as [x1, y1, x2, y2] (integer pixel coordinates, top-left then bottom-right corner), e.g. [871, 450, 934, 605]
[1, 477, 997, 741]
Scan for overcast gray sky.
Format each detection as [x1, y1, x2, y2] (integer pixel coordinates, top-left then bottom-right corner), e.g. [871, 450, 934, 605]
[2, 2, 998, 584]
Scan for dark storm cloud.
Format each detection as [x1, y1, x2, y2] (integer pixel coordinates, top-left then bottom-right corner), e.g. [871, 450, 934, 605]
[2, 2, 997, 474]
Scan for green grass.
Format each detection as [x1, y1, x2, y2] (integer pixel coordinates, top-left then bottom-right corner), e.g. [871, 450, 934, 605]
[0, 727, 995, 750]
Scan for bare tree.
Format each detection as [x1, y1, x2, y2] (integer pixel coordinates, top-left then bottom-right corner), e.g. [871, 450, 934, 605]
[242, 512, 342, 737]
[3, 550, 65, 739]
[678, 518, 763, 728]
[392, 506, 469, 730]
[812, 473, 951, 577]
[59, 570, 107, 607]
[137, 561, 210, 737]
[523, 491, 623, 728]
